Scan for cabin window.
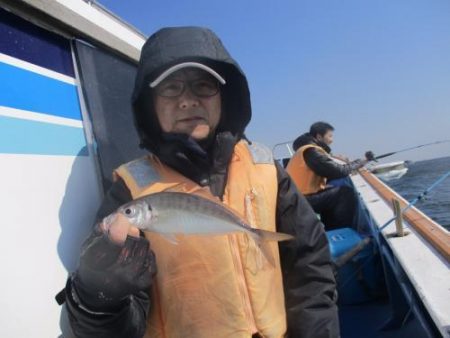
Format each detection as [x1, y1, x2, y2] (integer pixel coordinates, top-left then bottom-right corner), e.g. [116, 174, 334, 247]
[0, 8, 74, 76]
[74, 40, 146, 190]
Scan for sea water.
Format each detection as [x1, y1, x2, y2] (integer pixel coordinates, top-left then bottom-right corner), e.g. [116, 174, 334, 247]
[385, 156, 450, 230]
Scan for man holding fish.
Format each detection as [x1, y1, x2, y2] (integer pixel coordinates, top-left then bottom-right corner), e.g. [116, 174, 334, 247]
[64, 27, 339, 338]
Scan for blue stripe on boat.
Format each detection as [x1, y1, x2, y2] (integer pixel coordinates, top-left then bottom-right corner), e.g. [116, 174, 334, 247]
[0, 116, 88, 156]
[0, 61, 82, 121]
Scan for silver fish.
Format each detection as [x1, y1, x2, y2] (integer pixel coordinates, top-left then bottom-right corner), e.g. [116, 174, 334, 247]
[105, 191, 295, 265]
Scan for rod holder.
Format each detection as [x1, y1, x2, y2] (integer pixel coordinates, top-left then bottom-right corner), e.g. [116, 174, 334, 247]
[392, 198, 405, 237]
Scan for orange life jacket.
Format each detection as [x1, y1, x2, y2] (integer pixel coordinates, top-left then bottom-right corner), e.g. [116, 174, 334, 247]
[286, 144, 327, 195]
[114, 141, 287, 338]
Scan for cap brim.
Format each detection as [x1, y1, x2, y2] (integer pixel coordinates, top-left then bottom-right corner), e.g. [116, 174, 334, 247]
[149, 62, 226, 88]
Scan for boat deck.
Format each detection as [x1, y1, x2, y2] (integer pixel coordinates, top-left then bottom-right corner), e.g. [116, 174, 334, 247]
[348, 171, 450, 338]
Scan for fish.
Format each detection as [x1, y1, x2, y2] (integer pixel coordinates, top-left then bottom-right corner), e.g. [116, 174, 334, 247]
[104, 191, 295, 266]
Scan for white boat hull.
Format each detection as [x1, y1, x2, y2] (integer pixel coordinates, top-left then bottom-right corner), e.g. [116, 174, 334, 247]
[374, 167, 408, 181]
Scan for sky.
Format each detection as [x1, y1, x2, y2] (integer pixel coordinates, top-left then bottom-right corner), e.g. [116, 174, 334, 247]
[99, 0, 450, 162]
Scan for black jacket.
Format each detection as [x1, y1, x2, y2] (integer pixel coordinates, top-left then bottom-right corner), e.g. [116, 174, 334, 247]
[66, 27, 339, 338]
[293, 133, 365, 180]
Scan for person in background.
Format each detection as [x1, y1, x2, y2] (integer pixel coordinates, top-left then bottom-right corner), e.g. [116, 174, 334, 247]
[286, 121, 374, 230]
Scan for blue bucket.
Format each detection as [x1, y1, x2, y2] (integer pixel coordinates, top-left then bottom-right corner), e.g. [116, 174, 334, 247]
[327, 228, 384, 304]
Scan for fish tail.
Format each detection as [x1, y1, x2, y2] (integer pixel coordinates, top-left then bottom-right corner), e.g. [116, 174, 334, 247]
[247, 229, 294, 268]
[248, 231, 276, 268]
[252, 229, 295, 242]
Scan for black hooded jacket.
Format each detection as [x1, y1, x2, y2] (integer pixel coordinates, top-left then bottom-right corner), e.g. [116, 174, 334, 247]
[66, 27, 339, 338]
[293, 133, 365, 180]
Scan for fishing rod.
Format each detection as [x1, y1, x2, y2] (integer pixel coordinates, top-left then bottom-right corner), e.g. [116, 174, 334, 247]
[374, 139, 450, 160]
[378, 168, 450, 231]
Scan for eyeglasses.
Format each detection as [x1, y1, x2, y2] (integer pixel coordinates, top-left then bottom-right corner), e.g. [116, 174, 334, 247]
[153, 78, 220, 98]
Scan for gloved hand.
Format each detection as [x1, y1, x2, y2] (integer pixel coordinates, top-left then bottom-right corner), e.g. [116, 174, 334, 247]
[349, 158, 367, 171]
[365, 151, 376, 162]
[71, 223, 156, 312]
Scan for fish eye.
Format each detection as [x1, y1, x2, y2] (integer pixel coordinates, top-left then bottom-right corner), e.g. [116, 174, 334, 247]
[124, 207, 135, 216]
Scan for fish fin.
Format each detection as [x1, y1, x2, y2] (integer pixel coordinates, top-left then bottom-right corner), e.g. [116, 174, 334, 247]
[252, 229, 295, 242]
[159, 232, 179, 245]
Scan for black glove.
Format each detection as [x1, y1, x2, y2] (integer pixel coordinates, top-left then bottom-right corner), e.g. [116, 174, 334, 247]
[365, 151, 376, 161]
[71, 225, 156, 312]
[349, 158, 366, 171]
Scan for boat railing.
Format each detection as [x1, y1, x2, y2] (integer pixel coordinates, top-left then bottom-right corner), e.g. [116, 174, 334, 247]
[272, 141, 294, 167]
[359, 168, 450, 263]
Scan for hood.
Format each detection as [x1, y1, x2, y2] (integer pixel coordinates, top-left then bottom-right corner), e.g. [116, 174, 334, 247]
[293, 133, 331, 153]
[132, 26, 251, 153]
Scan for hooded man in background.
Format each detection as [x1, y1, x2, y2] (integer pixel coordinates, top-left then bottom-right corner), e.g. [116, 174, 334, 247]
[286, 121, 374, 230]
[63, 27, 339, 338]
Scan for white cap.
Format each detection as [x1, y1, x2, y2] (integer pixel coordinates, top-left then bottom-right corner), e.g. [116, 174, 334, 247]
[149, 62, 226, 88]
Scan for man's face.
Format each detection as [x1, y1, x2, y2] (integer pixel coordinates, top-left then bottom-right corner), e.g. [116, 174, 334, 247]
[153, 68, 222, 141]
[317, 130, 334, 145]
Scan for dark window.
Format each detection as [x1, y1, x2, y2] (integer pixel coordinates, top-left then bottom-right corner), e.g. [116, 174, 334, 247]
[74, 40, 147, 190]
[0, 7, 74, 76]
